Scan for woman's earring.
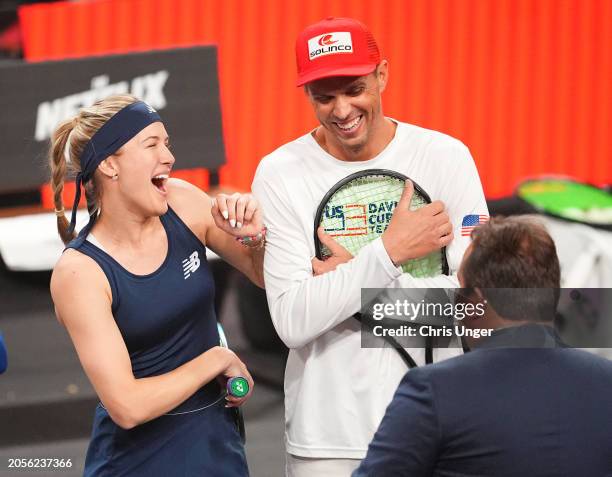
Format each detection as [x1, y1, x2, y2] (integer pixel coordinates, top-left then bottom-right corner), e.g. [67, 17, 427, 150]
[112, 173, 119, 181]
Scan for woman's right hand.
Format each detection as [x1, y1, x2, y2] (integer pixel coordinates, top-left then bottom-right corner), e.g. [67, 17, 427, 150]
[209, 346, 254, 408]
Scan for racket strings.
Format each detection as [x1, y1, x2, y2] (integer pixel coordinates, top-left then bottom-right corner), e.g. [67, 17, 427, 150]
[318, 174, 443, 278]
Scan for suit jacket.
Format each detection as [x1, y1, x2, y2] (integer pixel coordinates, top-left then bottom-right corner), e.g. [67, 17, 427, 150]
[354, 324, 612, 477]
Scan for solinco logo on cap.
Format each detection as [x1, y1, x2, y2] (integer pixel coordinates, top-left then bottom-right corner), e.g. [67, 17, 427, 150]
[308, 32, 353, 60]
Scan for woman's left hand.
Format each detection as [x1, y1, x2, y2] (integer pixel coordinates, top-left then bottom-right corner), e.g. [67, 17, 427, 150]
[211, 193, 264, 238]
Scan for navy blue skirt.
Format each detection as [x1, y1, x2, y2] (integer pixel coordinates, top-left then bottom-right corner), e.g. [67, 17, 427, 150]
[84, 397, 249, 476]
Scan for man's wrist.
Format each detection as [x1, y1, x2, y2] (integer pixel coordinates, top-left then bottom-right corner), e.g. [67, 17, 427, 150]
[373, 237, 403, 279]
[381, 235, 400, 267]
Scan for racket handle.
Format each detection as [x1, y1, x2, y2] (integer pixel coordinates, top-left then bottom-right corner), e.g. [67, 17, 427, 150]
[227, 376, 249, 398]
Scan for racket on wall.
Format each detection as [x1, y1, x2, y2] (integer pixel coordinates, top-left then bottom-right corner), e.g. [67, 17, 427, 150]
[516, 178, 612, 231]
[313, 169, 450, 367]
[217, 322, 246, 442]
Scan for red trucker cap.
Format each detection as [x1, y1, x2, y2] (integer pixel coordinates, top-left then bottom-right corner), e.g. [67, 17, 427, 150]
[295, 17, 381, 87]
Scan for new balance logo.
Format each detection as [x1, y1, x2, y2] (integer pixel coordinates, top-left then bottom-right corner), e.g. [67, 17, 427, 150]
[182, 251, 200, 279]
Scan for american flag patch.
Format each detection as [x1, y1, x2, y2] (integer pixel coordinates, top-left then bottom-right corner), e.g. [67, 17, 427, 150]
[461, 214, 490, 236]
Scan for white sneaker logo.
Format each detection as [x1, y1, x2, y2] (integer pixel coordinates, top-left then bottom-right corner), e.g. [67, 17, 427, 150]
[182, 251, 200, 279]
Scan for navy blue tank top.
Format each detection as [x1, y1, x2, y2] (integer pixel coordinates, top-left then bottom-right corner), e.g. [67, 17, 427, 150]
[67, 206, 221, 411]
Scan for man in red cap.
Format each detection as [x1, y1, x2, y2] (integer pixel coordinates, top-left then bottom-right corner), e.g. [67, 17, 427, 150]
[252, 17, 488, 475]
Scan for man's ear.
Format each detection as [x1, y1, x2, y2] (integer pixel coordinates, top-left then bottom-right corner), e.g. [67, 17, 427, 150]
[376, 60, 389, 93]
[303, 84, 316, 106]
[473, 287, 486, 304]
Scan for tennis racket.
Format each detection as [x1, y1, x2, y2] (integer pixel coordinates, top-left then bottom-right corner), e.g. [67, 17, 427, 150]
[313, 169, 450, 367]
[516, 177, 612, 231]
[217, 322, 246, 442]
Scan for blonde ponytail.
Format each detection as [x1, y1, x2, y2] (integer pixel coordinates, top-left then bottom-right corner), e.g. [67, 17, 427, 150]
[47, 94, 139, 245]
[49, 119, 77, 245]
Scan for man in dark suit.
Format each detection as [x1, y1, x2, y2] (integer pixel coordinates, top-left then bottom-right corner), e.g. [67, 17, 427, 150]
[354, 216, 612, 477]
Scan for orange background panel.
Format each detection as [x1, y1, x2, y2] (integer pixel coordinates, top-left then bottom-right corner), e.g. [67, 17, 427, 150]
[20, 0, 611, 198]
[40, 182, 86, 211]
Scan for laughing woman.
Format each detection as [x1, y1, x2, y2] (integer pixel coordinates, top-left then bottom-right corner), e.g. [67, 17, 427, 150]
[49, 95, 264, 476]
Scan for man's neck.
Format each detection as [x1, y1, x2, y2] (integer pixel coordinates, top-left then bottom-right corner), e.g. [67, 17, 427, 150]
[464, 317, 553, 349]
[315, 117, 397, 162]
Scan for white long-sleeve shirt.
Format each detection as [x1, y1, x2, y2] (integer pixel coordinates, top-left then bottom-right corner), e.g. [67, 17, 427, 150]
[252, 120, 489, 458]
